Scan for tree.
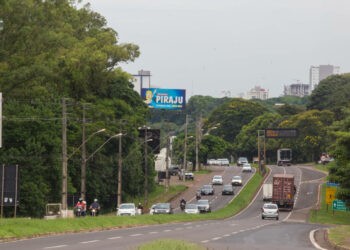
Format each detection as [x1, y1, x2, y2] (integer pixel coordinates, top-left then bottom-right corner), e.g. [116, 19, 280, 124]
[308, 74, 350, 120]
[207, 98, 268, 142]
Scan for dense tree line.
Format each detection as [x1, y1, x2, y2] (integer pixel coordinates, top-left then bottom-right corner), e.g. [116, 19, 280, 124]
[0, 0, 157, 217]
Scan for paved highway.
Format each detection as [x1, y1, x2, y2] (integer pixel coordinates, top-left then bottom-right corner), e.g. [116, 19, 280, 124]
[0, 164, 327, 250]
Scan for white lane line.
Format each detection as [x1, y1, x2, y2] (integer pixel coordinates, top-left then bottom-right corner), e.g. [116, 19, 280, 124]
[201, 240, 209, 243]
[149, 231, 158, 234]
[80, 240, 99, 244]
[164, 229, 172, 232]
[44, 246, 68, 249]
[130, 234, 143, 237]
[108, 236, 122, 240]
[310, 229, 328, 250]
[212, 237, 222, 241]
[223, 234, 230, 237]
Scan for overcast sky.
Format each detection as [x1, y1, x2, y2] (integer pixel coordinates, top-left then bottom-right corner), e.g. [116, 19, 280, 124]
[82, 0, 350, 98]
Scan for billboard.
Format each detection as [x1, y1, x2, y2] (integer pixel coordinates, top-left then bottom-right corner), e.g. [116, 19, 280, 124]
[265, 128, 298, 138]
[0, 165, 19, 207]
[141, 88, 186, 110]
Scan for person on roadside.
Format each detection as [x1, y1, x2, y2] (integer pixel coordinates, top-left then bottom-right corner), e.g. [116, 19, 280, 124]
[74, 198, 86, 217]
[137, 202, 143, 215]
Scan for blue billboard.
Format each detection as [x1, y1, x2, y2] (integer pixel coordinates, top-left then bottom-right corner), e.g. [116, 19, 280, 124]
[141, 88, 186, 110]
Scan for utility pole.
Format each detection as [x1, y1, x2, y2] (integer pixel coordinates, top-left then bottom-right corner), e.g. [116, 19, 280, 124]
[165, 135, 170, 192]
[81, 104, 86, 200]
[183, 114, 188, 171]
[144, 127, 148, 206]
[195, 115, 202, 171]
[61, 98, 68, 211]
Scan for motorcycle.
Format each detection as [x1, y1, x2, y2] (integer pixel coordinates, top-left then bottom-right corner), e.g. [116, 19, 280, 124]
[196, 191, 201, 200]
[90, 208, 97, 216]
[75, 205, 82, 217]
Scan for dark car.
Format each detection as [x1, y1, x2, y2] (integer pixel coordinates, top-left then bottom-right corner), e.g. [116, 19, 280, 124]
[153, 203, 173, 214]
[222, 184, 234, 195]
[169, 166, 181, 176]
[200, 184, 214, 195]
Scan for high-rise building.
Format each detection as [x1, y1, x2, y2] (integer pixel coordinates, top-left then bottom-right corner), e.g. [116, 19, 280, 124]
[246, 86, 269, 100]
[309, 65, 340, 90]
[284, 83, 310, 97]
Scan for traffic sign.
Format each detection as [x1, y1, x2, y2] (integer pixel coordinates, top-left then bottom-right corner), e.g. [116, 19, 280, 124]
[327, 182, 340, 187]
[326, 186, 337, 205]
[333, 200, 347, 211]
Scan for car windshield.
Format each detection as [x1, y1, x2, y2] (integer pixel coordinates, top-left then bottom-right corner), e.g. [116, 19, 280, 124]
[156, 203, 170, 209]
[197, 200, 209, 205]
[120, 204, 134, 209]
[213, 176, 222, 179]
[232, 176, 241, 180]
[202, 185, 212, 189]
[264, 204, 277, 209]
[186, 204, 197, 209]
[223, 185, 233, 190]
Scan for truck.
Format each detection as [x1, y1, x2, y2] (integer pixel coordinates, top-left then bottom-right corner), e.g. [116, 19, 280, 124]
[272, 174, 295, 211]
[277, 148, 292, 166]
[262, 183, 273, 201]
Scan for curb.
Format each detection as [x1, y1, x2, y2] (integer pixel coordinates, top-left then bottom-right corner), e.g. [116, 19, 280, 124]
[324, 228, 349, 250]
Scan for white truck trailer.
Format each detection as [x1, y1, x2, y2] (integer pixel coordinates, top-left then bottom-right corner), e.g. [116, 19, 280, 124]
[277, 148, 292, 166]
[262, 183, 273, 201]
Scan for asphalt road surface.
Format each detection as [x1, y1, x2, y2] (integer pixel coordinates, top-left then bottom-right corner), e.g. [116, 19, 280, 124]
[0, 164, 327, 250]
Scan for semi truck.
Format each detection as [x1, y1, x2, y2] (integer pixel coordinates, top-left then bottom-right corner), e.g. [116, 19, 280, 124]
[262, 183, 273, 201]
[277, 148, 292, 166]
[272, 174, 296, 211]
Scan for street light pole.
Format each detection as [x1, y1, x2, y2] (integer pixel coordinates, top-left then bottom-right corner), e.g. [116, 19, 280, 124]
[183, 115, 188, 171]
[117, 131, 122, 206]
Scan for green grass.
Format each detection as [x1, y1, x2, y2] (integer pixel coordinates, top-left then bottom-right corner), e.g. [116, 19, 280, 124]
[328, 226, 350, 248]
[0, 171, 264, 240]
[137, 239, 206, 250]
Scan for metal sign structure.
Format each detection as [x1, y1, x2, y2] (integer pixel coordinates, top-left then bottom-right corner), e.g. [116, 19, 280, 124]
[265, 128, 298, 138]
[333, 200, 347, 211]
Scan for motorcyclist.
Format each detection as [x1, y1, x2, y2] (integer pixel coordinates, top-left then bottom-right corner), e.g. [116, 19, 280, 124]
[196, 190, 201, 200]
[89, 198, 101, 216]
[180, 198, 186, 210]
[75, 198, 86, 217]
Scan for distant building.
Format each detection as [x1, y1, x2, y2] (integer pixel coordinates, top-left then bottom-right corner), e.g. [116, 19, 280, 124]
[309, 65, 340, 90]
[132, 70, 151, 94]
[246, 86, 269, 100]
[284, 83, 310, 97]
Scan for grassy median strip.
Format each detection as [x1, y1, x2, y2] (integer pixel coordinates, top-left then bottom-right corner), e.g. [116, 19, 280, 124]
[0, 171, 263, 240]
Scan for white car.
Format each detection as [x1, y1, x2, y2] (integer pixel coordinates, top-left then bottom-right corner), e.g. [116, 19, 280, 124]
[212, 175, 223, 185]
[231, 175, 242, 186]
[117, 203, 137, 216]
[242, 163, 253, 172]
[184, 203, 200, 214]
[261, 203, 279, 220]
[217, 158, 230, 166]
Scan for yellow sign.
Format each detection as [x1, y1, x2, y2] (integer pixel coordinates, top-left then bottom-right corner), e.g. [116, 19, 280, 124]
[326, 187, 337, 205]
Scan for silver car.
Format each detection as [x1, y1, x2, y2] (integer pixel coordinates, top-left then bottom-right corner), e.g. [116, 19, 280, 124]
[197, 199, 211, 213]
[261, 203, 279, 220]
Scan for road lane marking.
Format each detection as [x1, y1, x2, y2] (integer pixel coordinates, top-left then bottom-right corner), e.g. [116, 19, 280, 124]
[212, 237, 222, 241]
[201, 240, 209, 243]
[44, 246, 68, 249]
[310, 229, 328, 250]
[223, 234, 230, 237]
[130, 234, 143, 237]
[108, 236, 122, 240]
[80, 240, 99, 244]
[149, 231, 158, 234]
[163, 229, 172, 232]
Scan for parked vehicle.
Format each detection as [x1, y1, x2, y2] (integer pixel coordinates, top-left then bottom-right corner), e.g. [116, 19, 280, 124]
[261, 203, 279, 220]
[168, 166, 181, 176]
[242, 163, 253, 172]
[212, 175, 223, 185]
[231, 176, 242, 186]
[237, 157, 248, 166]
[262, 183, 273, 201]
[200, 184, 215, 195]
[152, 203, 173, 214]
[179, 171, 194, 180]
[197, 199, 211, 213]
[184, 203, 200, 214]
[149, 203, 158, 215]
[217, 158, 230, 166]
[117, 203, 137, 216]
[272, 174, 296, 211]
[222, 184, 234, 195]
[277, 148, 292, 166]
